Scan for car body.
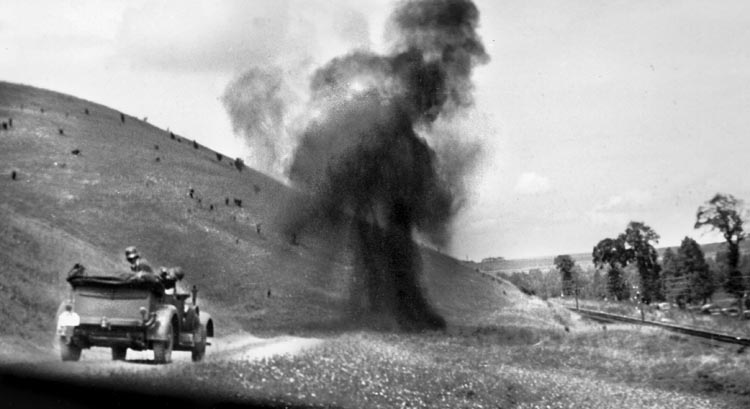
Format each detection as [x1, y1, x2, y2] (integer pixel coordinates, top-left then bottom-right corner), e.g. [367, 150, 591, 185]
[699, 303, 720, 315]
[721, 307, 740, 317]
[656, 302, 671, 311]
[56, 274, 213, 363]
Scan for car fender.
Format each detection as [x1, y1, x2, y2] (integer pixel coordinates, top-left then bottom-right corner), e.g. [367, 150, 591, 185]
[199, 312, 214, 338]
[146, 304, 178, 342]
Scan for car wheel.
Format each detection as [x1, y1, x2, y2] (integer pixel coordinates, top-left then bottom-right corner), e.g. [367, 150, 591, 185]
[111, 346, 127, 361]
[191, 324, 206, 362]
[153, 325, 173, 364]
[60, 341, 82, 362]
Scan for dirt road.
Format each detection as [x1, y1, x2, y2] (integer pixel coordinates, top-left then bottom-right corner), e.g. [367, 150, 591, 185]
[1, 332, 326, 408]
[0, 332, 323, 377]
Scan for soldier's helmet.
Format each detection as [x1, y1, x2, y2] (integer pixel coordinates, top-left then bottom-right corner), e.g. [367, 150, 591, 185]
[125, 246, 140, 263]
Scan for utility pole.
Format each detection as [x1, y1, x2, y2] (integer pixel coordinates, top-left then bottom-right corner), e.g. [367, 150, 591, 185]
[637, 291, 645, 322]
[740, 290, 748, 321]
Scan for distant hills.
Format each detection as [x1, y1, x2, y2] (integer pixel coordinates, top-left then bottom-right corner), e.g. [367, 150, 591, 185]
[467, 241, 750, 274]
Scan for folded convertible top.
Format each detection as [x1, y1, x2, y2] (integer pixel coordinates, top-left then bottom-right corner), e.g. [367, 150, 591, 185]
[67, 274, 165, 293]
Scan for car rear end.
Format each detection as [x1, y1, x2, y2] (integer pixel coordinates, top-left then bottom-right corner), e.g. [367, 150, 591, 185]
[65, 284, 157, 351]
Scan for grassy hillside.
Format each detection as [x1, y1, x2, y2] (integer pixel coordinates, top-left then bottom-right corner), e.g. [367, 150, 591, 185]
[5, 82, 750, 409]
[0, 81, 555, 344]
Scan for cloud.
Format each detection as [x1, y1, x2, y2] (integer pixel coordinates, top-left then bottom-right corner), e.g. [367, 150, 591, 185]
[515, 172, 551, 194]
[114, 0, 373, 74]
[588, 189, 653, 226]
[597, 190, 652, 210]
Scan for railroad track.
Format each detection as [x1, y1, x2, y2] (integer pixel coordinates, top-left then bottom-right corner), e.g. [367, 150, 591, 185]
[570, 307, 750, 347]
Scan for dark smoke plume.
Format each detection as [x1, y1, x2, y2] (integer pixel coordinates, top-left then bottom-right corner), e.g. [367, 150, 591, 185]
[284, 0, 489, 330]
[222, 66, 295, 174]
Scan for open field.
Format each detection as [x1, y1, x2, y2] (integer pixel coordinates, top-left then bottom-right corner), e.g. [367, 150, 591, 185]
[2, 82, 749, 408]
[7, 317, 750, 408]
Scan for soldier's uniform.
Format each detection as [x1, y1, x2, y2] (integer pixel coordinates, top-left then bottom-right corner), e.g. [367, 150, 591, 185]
[159, 266, 186, 295]
[131, 258, 154, 274]
[125, 246, 154, 274]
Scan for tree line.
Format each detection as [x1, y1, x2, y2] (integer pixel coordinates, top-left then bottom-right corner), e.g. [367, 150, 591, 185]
[501, 193, 748, 308]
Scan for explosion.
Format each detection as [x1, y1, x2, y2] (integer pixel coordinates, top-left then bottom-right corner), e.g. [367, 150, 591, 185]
[227, 0, 489, 330]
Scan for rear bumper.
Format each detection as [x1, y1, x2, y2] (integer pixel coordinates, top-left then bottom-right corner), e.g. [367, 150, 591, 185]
[72, 325, 149, 350]
[79, 316, 143, 327]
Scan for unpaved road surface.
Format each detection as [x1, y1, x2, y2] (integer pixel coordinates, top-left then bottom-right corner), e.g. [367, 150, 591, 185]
[1, 332, 325, 408]
[0, 332, 323, 377]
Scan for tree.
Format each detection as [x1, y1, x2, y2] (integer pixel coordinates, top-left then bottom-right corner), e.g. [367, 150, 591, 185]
[554, 255, 576, 296]
[620, 222, 662, 303]
[695, 193, 746, 298]
[572, 265, 590, 298]
[592, 237, 630, 301]
[677, 236, 715, 305]
[661, 248, 685, 304]
[591, 269, 606, 299]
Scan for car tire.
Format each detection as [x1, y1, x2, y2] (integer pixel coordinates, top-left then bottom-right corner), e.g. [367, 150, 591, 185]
[191, 324, 206, 362]
[61, 341, 82, 362]
[153, 325, 173, 364]
[112, 346, 127, 361]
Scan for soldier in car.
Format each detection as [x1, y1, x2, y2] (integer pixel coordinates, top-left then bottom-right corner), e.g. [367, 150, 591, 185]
[159, 266, 185, 294]
[125, 246, 154, 275]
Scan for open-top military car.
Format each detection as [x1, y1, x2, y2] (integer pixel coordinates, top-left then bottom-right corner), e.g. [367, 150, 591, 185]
[56, 272, 214, 363]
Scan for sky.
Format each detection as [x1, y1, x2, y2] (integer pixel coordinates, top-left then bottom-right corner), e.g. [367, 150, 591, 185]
[2, 0, 749, 260]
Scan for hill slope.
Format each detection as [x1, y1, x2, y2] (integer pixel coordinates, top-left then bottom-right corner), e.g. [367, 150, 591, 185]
[0, 81, 562, 344]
